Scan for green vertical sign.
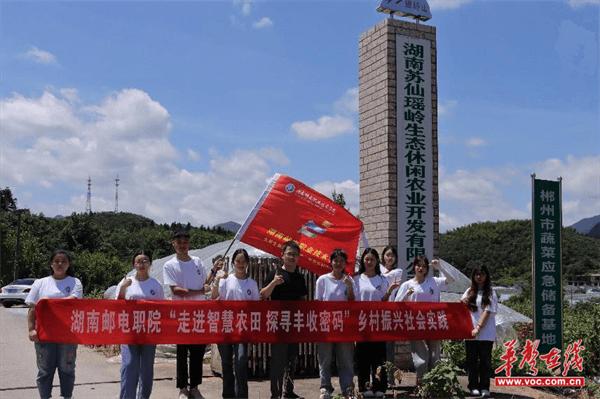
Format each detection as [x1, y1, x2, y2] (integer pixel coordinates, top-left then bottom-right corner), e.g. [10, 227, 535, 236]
[532, 176, 562, 354]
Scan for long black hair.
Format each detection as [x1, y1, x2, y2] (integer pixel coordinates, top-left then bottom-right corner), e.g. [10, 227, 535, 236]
[381, 245, 398, 269]
[329, 248, 348, 265]
[465, 264, 493, 311]
[49, 249, 74, 277]
[232, 248, 250, 264]
[358, 248, 381, 275]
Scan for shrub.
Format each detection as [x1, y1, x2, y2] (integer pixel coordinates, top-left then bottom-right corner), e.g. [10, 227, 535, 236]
[417, 360, 465, 399]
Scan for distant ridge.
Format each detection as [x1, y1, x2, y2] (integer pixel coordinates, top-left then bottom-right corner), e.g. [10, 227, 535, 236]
[570, 215, 600, 234]
[588, 222, 600, 239]
[216, 221, 241, 233]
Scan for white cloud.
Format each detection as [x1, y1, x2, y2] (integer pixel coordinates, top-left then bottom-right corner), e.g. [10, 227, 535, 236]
[428, 0, 473, 10]
[0, 91, 81, 140]
[465, 137, 487, 148]
[312, 179, 359, 215]
[438, 99, 457, 116]
[439, 167, 527, 231]
[334, 87, 358, 114]
[291, 88, 357, 140]
[291, 115, 354, 140]
[1, 89, 287, 226]
[22, 46, 58, 65]
[534, 155, 600, 225]
[555, 20, 598, 76]
[253, 17, 273, 29]
[187, 149, 201, 161]
[438, 154, 600, 231]
[568, 0, 600, 7]
[233, 0, 252, 16]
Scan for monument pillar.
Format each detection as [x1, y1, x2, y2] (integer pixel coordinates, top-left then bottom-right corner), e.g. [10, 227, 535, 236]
[359, 18, 439, 368]
[359, 18, 439, 261]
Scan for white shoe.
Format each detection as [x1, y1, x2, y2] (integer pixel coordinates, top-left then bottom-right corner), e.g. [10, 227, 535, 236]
[178, 388, 189, 399]
[470, 389, 481, 396]
[319, 388, 331, 399]
[481, 389, 491, 397]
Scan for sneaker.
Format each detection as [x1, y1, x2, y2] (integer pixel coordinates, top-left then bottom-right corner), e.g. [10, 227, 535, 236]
[470, 389, 481, 396]
[178, 388, 190, 399]
[319, 388, 331, 399]
[283, 393, 304, 399]
[375, 391, 385, 398]
[188, 387, 204, 399]
[481, 389, 491, 397]
[363, 390, 374, 398]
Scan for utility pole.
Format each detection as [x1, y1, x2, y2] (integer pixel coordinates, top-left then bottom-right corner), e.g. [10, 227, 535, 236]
[85, 177, 92, 214]
[115, 174, 120, 213]
[13, 209, 27, 281]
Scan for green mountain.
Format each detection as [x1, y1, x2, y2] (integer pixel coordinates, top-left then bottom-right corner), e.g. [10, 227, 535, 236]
[0, 209, 233, 293]
[439, 219, 600, 286]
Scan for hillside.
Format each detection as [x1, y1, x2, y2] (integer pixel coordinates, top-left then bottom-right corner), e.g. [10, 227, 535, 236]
[570, 214, 600, 234]
[588, 222, 600, 239]
[0, 209, 234, 292]
[439, 219, 600, 286]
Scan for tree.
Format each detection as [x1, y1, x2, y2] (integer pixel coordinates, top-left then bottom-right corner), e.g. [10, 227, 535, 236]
[0, 187, 17, 212]
[331, 190, 346, 208]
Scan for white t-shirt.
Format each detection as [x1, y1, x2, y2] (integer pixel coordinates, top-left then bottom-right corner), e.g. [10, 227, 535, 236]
[25, 276, 83, 305]
[315, 273, 356, 301]
[461, 288, 498, 342]
[163, 256, 207, 301]
[354, 274, 389, 301]
[115, 276, 165, 300]
[218, 275, 259, 301]
[380, 265, 403, 301]
[394, 276, 447, 303]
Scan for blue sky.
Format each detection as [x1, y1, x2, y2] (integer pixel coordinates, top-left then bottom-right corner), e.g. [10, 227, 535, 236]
[1, 0, 598, 231]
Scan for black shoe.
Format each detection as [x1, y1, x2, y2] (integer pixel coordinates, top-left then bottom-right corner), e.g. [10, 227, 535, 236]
[283, 393, 304, 399]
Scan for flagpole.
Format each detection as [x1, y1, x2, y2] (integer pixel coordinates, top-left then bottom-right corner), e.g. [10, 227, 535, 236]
[221, 173, 281, 260]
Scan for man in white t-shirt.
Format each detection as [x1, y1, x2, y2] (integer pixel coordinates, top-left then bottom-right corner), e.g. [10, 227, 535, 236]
[163, 229, 221, 399]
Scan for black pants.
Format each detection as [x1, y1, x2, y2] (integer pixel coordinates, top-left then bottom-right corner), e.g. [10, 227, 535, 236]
[176, 344, 206, 389]
[269, 343, 298, 398]
[465, 340, 493, 391]
[356, 341, 387, 392]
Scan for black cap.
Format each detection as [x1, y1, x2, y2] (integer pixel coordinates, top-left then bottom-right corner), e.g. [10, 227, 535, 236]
[171, 229, 191, 240]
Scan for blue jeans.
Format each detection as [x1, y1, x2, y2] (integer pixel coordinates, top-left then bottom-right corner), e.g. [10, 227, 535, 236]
[34, 342, 77, 399]
[120, 344, 157, 399]
[317, 342, 354, 395]
[218, 343, 249, 398]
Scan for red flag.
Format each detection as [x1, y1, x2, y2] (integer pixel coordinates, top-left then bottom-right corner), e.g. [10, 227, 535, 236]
[237, 174, 362, 275]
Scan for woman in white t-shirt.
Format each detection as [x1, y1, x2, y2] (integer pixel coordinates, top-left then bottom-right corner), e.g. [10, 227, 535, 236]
[211, 248, 259, 399]
[314, 248, 356, 399]
[26, 250, 83, 399]
[379, 245, 403, 363]
[354, 248, 398, 397]
[461, 265, 497, 398]
[115, 251, 164, 399]
[394, 256, 454, 385]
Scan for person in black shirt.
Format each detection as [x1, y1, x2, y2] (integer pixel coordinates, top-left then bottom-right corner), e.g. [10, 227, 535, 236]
[260, 240, 308, 399]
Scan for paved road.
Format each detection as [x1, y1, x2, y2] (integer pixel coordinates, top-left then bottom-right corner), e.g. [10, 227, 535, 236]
[0, 306, 318, 399]
[1, 306, 561, 399]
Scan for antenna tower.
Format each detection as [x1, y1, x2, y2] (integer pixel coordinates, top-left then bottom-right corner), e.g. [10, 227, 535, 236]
[85, 177, 92, 214]
[114, 174, 120, 213]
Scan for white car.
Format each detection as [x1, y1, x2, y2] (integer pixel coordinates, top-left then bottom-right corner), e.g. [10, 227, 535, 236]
[0, 278, 36, 307]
